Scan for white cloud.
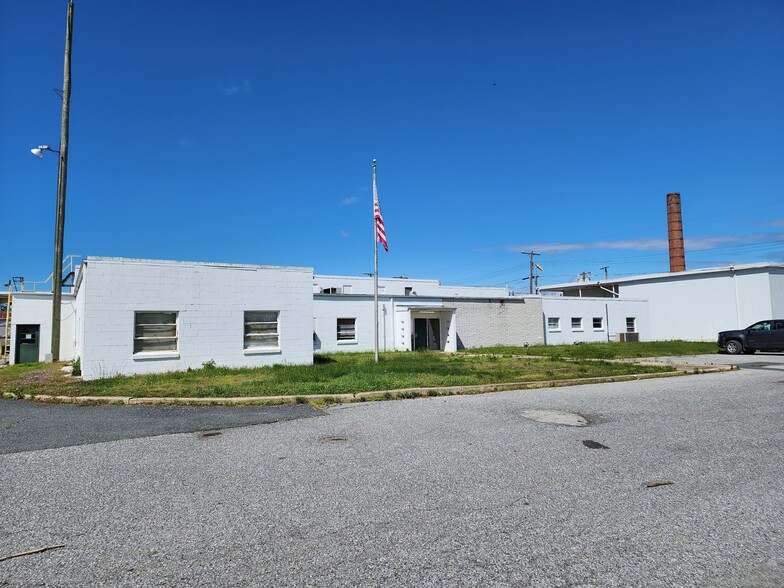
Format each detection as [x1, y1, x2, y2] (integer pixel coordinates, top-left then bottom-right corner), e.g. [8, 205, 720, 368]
[485, 233, 784, 254]
[179, 138, 193, 149]
[219, 78, 252, 96]
[340, 197, 359, 206]
[340, 230, 349, 238]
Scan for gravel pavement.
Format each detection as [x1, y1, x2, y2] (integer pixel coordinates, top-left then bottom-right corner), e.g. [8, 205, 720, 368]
[1, 355, 782, 587]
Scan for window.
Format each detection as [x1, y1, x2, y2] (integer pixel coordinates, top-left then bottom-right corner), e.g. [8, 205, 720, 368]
[626, 317, 636, 333]
[547, 317, 560, 332]
[337, 318, 356, 342]
[571, 317, 583, 331]
[593, 317, 604, 330]
[134, 312, 177, 354]
[244, 311, 280, 349]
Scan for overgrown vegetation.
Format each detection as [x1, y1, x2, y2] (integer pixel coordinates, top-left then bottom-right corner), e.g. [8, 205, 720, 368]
[462, 340, 717, 359]
[0, 350, 679, 399]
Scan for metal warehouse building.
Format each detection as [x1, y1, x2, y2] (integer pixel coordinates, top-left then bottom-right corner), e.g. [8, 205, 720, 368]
[540, 262, 784, 341]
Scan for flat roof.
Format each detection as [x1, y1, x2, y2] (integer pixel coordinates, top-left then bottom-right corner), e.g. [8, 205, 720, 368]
[540, 262, 784, 291]
[85, 256, 312, 273]
[315, 274, 440, 284]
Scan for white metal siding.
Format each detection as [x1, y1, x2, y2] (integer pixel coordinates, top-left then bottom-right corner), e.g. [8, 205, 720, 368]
[770, 270, 784, 317]
[619, 268, 775, 340]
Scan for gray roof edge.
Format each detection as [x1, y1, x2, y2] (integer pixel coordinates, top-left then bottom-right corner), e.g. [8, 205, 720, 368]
[314, 274, 441, 285]
[85, 256, 313, 273]
[540, 262, 784, 290]
[314, 293, 536, 301]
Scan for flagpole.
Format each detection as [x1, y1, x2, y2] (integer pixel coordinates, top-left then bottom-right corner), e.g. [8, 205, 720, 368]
[373, 159, 379, 364]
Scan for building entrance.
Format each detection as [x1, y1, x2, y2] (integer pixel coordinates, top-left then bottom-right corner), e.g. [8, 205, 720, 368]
[413, 318, 441, 351]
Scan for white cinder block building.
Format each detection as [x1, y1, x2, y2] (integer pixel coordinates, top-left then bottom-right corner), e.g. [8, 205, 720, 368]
[313, 275, 544, 352]
[15, 257, 315, 380]
[540, 262, 784, 341]
[34, 255, 784, 378]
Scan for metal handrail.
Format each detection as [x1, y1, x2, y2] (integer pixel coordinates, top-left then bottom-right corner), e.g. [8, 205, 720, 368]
[20, 255, 82, 292]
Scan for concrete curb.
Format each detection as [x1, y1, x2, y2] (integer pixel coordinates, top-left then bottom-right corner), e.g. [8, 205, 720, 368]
[2, 362, 733, 406]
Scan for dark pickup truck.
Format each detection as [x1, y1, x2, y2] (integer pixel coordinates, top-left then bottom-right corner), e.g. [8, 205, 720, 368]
[717, 320, 784, 354]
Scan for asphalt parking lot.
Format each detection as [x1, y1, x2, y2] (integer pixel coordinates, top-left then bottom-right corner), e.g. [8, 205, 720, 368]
[1, 354, 782, 587]
[0, 400, 322, 455]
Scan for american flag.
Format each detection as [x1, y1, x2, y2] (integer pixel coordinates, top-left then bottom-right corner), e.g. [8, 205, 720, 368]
[373, 164, 388, 252]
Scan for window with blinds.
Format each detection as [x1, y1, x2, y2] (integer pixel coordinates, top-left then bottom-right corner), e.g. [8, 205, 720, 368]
[244, 311, 280, 349]
[134, 312, 178, 353]
[337, 318, 356, 341]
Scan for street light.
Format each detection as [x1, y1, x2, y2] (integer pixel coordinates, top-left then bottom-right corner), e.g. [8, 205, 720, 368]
[31, 145, 59, 159]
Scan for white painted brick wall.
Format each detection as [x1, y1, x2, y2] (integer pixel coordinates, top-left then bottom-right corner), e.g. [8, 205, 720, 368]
[448, 298, 544, 349]
[80, 258, 313, 380]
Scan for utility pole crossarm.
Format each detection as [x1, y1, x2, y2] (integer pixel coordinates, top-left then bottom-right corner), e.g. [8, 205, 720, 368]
[521, 250, 541, 295]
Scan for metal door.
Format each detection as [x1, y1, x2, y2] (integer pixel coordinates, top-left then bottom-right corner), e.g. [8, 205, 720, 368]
[746, 321, 773, 350]
[414, 318, 428, 351]
[413, 318, 441, 351]
[15, 324, 40, 364]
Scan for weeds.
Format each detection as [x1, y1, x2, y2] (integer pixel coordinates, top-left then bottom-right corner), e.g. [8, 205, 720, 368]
[1, 350, 677, 399]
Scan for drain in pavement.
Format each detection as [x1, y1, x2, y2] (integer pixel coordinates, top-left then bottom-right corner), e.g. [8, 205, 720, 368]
[582, 440, 609, 449]
[200, 431, 222, 438]
[520, 409, 588, 427]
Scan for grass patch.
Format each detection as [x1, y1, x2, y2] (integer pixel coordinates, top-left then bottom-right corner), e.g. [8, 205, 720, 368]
[462, 340, 717, 359]
[0, 351, 678, 399]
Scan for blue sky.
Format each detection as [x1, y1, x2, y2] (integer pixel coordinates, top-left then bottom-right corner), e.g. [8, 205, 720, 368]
[2, 0, 782, 291]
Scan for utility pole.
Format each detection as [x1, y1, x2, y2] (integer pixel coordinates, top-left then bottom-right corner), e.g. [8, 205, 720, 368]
[600, 266, 609, 280]
[521, 250, 540, 295]
[51, 1, 74, 362]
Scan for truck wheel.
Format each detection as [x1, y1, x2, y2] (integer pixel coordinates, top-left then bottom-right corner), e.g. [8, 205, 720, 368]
[725, 340, 743, 355]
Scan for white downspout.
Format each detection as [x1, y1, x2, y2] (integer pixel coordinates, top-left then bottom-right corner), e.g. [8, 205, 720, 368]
[731, 267, 742, 328]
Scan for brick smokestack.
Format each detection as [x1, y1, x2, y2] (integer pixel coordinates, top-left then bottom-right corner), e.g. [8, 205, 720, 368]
[666, 192, 686, 272]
